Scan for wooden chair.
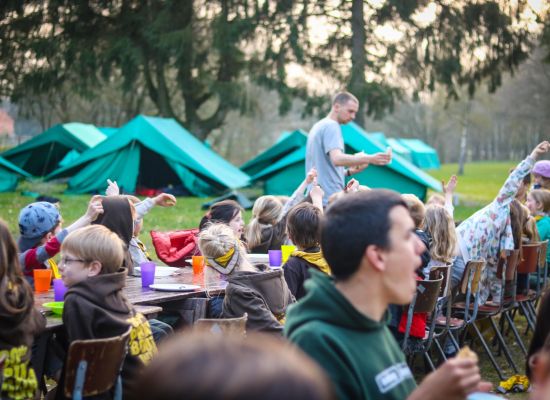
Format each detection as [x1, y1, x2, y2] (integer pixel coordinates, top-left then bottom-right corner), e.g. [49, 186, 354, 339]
[401, 276, 443, 370]
[64, 328, 131, 400]
[195, 313, 248, 337]
[516, 242, 542, 331]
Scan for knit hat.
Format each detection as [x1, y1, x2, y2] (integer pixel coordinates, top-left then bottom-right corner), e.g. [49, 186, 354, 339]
[533, 160, 550, 178]
[18, 202, 60, 252]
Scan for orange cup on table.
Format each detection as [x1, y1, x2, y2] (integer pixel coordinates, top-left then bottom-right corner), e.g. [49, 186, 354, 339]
[192, 255, 205, 275]
[34, 269, 52, 293]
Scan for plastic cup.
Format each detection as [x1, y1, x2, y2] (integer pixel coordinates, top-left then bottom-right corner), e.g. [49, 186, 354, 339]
[192, 256, 205, 275]
[281, 245, 296, 263]
[34, 269, 52, 293]
[140, 262, 156, 288]
[268, 250, 283, 267]
[53, 279, 68, 301]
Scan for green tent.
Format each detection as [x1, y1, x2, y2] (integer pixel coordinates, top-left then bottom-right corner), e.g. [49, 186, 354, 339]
[398, 138, 440, 169]
[252, 122, 441, 199]
[241, 130, 307, 177]
[47, 115, 250, 196]
[3, 123, 107, 177]
[0, 156, 31, 192]
[366, 132, 413, 163]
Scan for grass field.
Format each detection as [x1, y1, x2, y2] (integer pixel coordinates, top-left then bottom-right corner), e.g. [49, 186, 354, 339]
[0, 161, 534, 398]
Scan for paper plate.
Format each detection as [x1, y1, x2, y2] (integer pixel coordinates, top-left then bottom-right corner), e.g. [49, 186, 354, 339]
[135, 266, 181, 277]
[43, 301, 64, 315]
[149, 283, 201, 292]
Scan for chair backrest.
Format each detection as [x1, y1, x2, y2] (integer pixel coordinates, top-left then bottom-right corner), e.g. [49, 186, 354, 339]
[64, 328, 131, 398]
[497, 249, 520, 300]
[460, 260, 485, 295]
[429, 265, 451, 297]
[538, 240, 548, 270]
[413, 277, 444, 314]
[195, 313, 248, 337]
[517, 242, 541, 274]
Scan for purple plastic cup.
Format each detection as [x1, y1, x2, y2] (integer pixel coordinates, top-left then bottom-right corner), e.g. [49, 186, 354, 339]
[53, 279, 67, 301]
[140, 262, 156, 288]
[268, 250, 283, 267]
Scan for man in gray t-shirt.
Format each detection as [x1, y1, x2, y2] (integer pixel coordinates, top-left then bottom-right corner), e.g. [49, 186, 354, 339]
[306, 92, 392, 204]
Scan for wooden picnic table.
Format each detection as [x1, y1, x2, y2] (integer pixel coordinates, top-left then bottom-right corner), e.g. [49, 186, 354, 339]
[34, 267, 226, 329]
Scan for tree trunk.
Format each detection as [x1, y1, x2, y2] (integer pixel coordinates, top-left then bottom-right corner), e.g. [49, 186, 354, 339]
[457, 124, 468, 175]
[349, 0, 366, 128]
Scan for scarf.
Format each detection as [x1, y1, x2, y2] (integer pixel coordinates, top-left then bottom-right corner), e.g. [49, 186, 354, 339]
[291, 250, 331, 275]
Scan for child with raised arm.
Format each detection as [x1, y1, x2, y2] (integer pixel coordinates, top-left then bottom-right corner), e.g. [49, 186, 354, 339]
[455, 141, 550, 304]
[245, 168, 317, 253]
[0, 219, 45, 400]
[58, 225, 156, 399]
[18, 196, 103, 284]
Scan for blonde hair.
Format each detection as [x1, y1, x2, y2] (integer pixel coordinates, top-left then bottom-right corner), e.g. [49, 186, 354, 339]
[401, 194, 426, 228]
[424, 205, 457, 263]
[529, 189, 550, 213]
[61, 225, 125, 274]
[199, 224, 254, 283]
[426, 194, 445, 207]
[245, 196, 283, 250]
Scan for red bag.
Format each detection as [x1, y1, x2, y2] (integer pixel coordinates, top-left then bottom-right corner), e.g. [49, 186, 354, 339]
[150, 228, 200, 267]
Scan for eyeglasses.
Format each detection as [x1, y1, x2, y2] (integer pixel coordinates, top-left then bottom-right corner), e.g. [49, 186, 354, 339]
[60, 257, 87, 266]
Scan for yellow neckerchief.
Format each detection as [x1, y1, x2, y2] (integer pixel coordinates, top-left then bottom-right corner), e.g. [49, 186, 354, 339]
[206, 244, 240, 274]
[48, 258, 61, 279]
[534, 214, 546, 222]
[136, 239, 152, 261]
[291, 250, 331, 275]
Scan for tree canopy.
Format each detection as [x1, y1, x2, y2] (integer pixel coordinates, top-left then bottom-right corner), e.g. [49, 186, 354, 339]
[0, 1, 543, 135]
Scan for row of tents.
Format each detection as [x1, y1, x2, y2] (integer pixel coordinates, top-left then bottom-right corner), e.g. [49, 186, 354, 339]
[0, 115, 441, 199]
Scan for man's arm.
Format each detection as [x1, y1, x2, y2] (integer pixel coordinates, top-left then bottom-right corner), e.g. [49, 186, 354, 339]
[329, 149, 390, 168]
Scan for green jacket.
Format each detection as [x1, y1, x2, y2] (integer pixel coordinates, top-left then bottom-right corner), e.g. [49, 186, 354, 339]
[536, 216, 550, 262]
[284, 270, 416, 400]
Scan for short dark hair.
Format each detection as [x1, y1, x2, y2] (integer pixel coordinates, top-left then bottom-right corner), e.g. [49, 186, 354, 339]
[133, 332, 335, 400]
[286, 203, 322, 249]
[321, 190, 407, 280]
[199, 200, 243, 231]
[332, 91, 358, 106]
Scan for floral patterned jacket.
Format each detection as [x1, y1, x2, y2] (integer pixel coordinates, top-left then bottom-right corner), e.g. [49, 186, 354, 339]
[456, 155, 535, 269]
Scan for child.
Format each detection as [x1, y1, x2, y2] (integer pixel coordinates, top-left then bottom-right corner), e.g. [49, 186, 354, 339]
[131, 332, 333, 400]
[58, 225, 157, 399]
[422, 205, 457, 277]
[532, 160, 550, 190]
[105, 179, 177, 269]
[455, 142, 550, 305]
[199, 200, 245, 239]
[283, 189, 328, 300]
[18, 197, 103, 284]
[245, 168, 318, 253]
[526, 189, 550, 263]
[401, 194, 431, 275]
[198, 223, 294, 334]
[0, 219, 45, 400]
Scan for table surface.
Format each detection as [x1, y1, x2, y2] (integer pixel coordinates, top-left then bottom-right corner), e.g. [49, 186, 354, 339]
[35, 267, 226, 329]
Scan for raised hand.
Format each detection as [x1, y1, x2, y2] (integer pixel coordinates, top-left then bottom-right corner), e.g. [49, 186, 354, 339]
[105, 179, 119, 196]
[85, 195, 104, 222]
[153, 193, 177, 207]
[531, 141, 550, 159]
[306, 168, 318, 184]
[442, 175, 458, 195]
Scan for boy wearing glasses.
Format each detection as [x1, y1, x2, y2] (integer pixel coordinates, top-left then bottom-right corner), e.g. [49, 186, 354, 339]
[58, 225, 156, 398]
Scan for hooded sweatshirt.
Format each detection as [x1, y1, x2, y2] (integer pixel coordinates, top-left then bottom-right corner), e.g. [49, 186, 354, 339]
[61, 268, 156, 399]
[0, 279, 45, 400]
[223, 266, 294, 334]
[284, 270, 416, 400]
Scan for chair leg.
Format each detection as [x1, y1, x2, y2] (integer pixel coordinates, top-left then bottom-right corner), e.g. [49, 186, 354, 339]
[503, 311, 528, 356]
[519, 302, 536, 332]
[114, 375, 123, 400]
[423, 350, 436, 372]
[433, 337, 447, 363]
[471, 322, 507, 381]
[73, 360, 88, 400]
[448, 330, 461, 353]
[489, 316, 518, 373]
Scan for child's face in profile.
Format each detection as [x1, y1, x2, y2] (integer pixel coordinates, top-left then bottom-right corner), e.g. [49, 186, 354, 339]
[60, 251, 94, 287]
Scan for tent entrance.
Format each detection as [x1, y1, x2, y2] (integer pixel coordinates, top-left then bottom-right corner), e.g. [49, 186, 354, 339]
[137, 146, 181, 189]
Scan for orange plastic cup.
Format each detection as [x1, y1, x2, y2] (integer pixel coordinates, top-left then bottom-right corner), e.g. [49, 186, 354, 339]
[192, 256, 205, 275]
[34, 269, 52, 293]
